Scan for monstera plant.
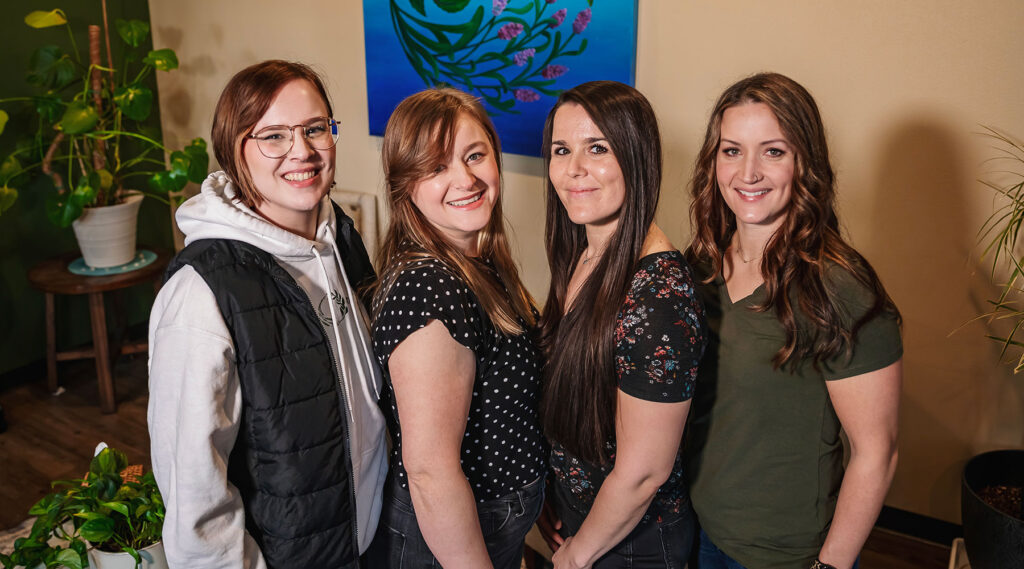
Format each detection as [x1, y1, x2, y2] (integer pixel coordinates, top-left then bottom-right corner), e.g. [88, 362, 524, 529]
[0, 5, 207, 227]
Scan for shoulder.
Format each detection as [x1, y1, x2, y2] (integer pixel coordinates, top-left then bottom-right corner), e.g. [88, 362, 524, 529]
[630, 250, 698, 297]
[822, 261, 894, 315]
[152, 266, 232, 343]
[379, 259, 472, 304]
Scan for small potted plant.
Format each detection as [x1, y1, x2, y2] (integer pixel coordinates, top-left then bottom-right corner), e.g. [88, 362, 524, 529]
[0, 447, 166, 569]
[0, 4, 207, 267]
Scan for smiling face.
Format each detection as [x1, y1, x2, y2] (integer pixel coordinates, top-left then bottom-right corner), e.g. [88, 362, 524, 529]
[715, 102, 795, 235]
[242, 78, 335, 238]
[548, 103, 626, 233]
[410, 114, 500, 254]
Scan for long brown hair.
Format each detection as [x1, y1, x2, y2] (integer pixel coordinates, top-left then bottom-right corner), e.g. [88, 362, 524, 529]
[539, 81, 663, 463]
[372, 88, 534, 335]
[687, 72, 899, 369]
[211, 60, 333, 207]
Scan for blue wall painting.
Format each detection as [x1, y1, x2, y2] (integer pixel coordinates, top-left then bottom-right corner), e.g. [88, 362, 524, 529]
[363, 0, 638, 157]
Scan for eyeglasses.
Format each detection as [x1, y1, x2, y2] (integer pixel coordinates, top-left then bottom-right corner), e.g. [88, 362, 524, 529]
[247, 117, 340, 158]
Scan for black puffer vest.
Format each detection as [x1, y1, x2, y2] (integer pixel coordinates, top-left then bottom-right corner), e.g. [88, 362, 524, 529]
[166, 204, 375, 568]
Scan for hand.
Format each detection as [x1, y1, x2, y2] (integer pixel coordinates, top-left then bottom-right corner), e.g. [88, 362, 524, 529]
[536, 495, 565, 552]
[551, 536, 592, 569]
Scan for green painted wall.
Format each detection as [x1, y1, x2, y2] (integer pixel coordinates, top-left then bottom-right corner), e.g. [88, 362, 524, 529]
[0, 0, 173, 375]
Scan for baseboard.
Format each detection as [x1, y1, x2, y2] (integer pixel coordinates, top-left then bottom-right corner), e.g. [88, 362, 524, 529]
[876, 505, 962, 546]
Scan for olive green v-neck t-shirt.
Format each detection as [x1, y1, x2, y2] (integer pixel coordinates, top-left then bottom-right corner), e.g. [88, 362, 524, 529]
[685, 264, 902, 569]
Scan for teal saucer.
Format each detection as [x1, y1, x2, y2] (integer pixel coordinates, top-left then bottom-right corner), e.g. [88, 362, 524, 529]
[68, 249, 157, 276]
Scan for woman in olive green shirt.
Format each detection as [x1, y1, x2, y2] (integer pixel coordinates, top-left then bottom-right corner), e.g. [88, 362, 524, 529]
[685, 73, 902, 569]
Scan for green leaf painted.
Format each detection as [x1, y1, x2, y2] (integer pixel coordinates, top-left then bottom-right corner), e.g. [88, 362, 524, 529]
[24, 9, 67, 28]
[432, 0, 471, 13]
[79, 517, 115, 543]
[27, 45, 76, 88]
[54, 548, 84, 569]
[58, 102, 99, 134]
[0, 110, 7, 136]
[143, 48, 179, 71]
[113, 84, 153, 121]
[115, 19, 150, 47]
[0, 186, 17, 214]
[410, 0, 427, 16]
[45, 193, 82, 227]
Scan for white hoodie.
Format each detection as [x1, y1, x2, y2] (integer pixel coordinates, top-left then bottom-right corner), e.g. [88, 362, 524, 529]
[147, 172, 388, 569]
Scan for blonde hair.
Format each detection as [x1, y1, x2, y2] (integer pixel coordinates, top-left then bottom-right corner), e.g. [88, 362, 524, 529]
[373, 88, 535, 334]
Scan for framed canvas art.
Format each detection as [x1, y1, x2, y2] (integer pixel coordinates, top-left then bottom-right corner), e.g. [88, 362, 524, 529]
[364, 0, 638, 156]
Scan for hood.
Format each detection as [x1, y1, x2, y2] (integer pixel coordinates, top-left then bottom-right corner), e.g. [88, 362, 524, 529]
[176, 171, 336, 259]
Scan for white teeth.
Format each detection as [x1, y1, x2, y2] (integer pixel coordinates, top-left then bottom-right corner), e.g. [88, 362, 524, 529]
[283, 170, 318, 181]
[448, 193, 482, 207]
[738, 188, 768, 197]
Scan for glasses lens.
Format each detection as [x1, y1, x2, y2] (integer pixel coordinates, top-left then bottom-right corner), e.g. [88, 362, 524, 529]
[254, 127, 292, 158]
[306, 118, 340, 150]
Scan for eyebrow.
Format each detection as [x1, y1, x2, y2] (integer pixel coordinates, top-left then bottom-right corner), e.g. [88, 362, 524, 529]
[550, 136, 608, 146]
[461, 140, 488, 153]
[255, 116, 325, 130]
[720, 137, 790, 146]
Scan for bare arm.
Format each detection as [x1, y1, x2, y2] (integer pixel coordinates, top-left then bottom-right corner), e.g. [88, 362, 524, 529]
[388, 319, 494, 569]
[552, 391, 690, 569]
[817, 359, 902, 569]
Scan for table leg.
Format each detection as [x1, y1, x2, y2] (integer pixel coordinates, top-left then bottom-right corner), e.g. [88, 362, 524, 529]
[88, 292, 116, 414]
[44, 292, 58, 394]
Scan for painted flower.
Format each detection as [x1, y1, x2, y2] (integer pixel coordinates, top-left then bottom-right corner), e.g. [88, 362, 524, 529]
[492, 0, 507, 16]
[514, 88, 540, 102]
[549, 8, 566, 28]
[497, 22, 524, 40]
[573, 7, 591, 34]
[541, 64, 568, 79]
[513, 48, 536, 66]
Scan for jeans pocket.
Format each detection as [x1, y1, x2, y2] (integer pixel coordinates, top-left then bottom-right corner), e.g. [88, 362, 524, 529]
[658, 513, 695, 569]
[368, 523, 407, 568]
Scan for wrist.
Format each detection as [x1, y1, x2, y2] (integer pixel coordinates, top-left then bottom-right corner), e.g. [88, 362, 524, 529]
[810, 559, 837, 569]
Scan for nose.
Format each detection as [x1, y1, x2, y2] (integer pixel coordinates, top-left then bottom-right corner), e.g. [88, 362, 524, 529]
[288, 125, 316, 159]
[566, 151, 585, 178]
[451, 160, 476, 191]
[740, 155, 760, 184]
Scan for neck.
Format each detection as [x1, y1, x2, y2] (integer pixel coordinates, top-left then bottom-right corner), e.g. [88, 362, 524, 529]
[583, 219, 617, 259]
[256, 207, 318, 241]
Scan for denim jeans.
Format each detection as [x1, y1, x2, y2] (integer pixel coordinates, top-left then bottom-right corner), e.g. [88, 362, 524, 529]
[364, 476, 544, 569]
[695, 529, 860, 569]
[556, 494, 696, 569]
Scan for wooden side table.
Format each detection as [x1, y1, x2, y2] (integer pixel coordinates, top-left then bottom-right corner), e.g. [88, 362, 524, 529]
[26, 249, 172, 414]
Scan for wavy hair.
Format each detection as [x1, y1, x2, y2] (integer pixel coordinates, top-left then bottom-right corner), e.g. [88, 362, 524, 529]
[372, 88, 534, 335]
[539, 81, 662, 463]
[686, 72, 899, 369]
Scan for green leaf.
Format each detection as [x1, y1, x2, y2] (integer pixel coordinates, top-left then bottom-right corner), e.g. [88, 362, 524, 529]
[28, 45, 76, 89]
[184, 138, 209, 182]
[0, 185, 17, 214]
[0, 110, 7, 136]
[91, 448, 128, 477]
[432, 0, 471, 13]
[78, 517, 115, 543]
[70, 176, 97, 207]
[113, 84, 153, 121]
[115, 19, 150, 47]
[148, 170, 187, 194]
[45, 193, 83, 227]
[143, 48, 179, 71]
[25, 9, 67, 28]
[100, 501, 130, 517]
[35, 94, 63, 123]
[55, 548, 84, 569]
[58, 102, 99, 134]
[96, 168, 114, 190]
[0, 155, 20, 184]
[410, 0, 427, 16]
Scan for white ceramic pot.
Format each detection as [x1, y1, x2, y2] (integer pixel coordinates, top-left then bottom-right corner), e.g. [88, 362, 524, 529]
[87, 541, 168, 569]
[71, 193, 144, 268]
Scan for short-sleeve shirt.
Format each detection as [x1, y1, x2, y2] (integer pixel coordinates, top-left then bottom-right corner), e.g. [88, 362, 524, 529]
[372, 258, 547, 501]
[684, 262, 903, 569]
[549, 251, 707, 522]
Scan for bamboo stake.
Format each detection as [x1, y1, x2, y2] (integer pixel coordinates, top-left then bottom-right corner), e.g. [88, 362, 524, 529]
[41, 132, 67, 195]
[88, 25, 106, 174]
[101, 0, 115, 86]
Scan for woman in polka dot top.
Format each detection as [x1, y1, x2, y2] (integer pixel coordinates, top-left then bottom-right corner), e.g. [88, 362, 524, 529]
[536, 81, 708, 569]
[363, 88, 547, 569]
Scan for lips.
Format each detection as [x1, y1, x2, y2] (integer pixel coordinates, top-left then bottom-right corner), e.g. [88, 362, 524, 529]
[736, 188, 769, 198]
[283, 168, 320, 182]
[447, 190, 484, 207]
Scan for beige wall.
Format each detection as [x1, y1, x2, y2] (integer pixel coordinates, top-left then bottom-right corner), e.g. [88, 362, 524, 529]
[149, 0, 1024, 524]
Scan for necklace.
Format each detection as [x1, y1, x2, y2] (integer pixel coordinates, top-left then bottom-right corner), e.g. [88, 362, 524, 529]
[581, 251, 603, 265]
[735, 244, 762, 264]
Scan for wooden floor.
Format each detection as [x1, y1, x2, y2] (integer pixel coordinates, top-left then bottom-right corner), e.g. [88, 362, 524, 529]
[0, 357, 952, 568]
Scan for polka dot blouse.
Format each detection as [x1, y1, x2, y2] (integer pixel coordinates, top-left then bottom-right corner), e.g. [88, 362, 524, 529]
[372, 258, 547, 501]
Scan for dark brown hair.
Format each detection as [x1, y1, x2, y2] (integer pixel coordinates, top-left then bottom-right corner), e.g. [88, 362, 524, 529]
[686, 72, 899, 369]
[211, 60, 333, 207]
[372, 88, 535, 335]
[539, 81, 662, 463]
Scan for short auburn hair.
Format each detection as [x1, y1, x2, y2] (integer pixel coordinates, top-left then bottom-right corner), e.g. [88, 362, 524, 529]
[211, 60, 333, 207]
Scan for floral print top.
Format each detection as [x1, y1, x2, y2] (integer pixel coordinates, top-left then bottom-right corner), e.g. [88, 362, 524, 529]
[549, 251, 707, 522]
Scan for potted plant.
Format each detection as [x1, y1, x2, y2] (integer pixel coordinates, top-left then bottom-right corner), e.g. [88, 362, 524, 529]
[0, 447, 166, 569]
[0, 4, 207, 267]
[965, 126, 1024, 569]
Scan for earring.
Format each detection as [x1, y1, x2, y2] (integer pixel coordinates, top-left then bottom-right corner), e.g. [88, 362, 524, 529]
[330, 181, 337, 189]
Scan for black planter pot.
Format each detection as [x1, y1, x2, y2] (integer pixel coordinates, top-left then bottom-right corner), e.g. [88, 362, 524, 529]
[961, 449, 1024, 569]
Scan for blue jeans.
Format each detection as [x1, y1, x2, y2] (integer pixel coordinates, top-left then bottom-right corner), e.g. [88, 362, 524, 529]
[695, 529, 860, 569]
[364, 476, 544, 569]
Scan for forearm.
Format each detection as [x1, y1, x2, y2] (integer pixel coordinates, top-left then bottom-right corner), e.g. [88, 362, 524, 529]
[407, 468, 494, 569]
[555, 470, 661, 568]
[818, 447, 898, 569]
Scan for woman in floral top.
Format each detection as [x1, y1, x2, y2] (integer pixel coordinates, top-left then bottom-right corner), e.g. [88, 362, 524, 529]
[537, 81, 707, 569]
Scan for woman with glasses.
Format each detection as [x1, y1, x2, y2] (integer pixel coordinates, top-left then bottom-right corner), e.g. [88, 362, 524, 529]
[148, 60, 387, 569]
[363, 88, 546, 569]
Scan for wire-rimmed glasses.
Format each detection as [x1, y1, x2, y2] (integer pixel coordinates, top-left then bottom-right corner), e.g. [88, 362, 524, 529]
[247, 117, 340, 158]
